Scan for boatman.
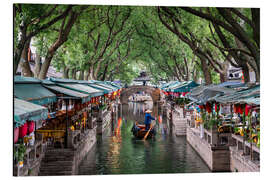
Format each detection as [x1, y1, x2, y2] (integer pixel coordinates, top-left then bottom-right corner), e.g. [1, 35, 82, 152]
[144, 109, 156, 130]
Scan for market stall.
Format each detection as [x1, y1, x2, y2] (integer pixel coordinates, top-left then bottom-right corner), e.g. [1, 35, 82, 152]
[40, 79, 96, 148]
[14, 98, 48, 174]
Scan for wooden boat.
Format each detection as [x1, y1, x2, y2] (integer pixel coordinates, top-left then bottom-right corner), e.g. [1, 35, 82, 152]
[131, 123, 156, 139]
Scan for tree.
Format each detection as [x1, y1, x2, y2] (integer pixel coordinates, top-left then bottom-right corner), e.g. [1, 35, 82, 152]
[13, 4, 73, 74]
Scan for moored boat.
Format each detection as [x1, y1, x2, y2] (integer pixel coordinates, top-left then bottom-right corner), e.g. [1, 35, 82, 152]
[131, 123, 156, 139]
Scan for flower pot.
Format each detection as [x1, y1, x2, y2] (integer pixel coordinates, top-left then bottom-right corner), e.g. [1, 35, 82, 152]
[19, 161, 23, 168]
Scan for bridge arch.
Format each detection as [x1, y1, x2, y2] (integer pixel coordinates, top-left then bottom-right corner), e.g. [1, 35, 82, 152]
[120, 85, 160, 104]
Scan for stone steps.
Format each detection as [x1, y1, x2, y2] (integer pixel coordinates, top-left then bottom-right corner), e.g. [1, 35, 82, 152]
[38, 148, 75, 176]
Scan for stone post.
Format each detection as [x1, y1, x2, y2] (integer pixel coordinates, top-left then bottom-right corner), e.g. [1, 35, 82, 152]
[211, 126, 219, 146]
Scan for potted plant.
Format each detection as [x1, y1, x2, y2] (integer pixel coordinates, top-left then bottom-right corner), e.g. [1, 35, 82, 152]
[17, 143, 26, 168]
[234, 127, 240, 135]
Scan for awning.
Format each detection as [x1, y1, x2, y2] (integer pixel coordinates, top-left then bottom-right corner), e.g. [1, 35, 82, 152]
[43, 85, 91, 103]
[188, 85, 236, 104]
[14, 83, 57, 105]
[14, 76, 41, 84]
[106, 81, 122, 89]
[57, 83, 104, 97]
[162, 81, 181, 91]
[76, 80, 116, 93]
[214, 85, 260, 105]
[217, 81, 246, 89]
[93, 81, 119, 91]
[14, 98, 48, 127]
[87, 83, 113, 94]
[168, 81, 199, 92]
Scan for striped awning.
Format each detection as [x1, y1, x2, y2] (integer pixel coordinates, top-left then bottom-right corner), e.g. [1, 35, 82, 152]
[14, 83, 57, 105]
[57, 83, 104, 97]
[14, 98, 48, 127]
[43, 85, 91, 103]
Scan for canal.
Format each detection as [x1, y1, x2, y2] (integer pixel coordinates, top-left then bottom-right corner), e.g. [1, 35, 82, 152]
[77, 102, 210, 175]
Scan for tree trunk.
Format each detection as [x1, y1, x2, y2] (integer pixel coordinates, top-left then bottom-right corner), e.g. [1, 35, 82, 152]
[38, 51, 54, 79]
[193, 68, 199, 83]
[219, 61, 229, 83]
[88, 66, 95, 80]
[199, 57, 212, 85]
[242, 63, 250, 83]
[79, 70, 84, 80]
[19, 39, 33, 77]
[71, 68, 77, 79]
[63, 66, 69, 78]
[14, 22, 27, 75]
[84, 69, 90, 80]
[34, 53, 41, 78]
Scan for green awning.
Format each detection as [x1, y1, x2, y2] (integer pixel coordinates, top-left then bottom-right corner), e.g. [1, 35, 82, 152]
[87, 83, 113, 94]
[57, 83, 104, 97]
[14, 76, 41, 84]
[169, 81, 199, 92]
[161, 81, 180, 90]
[43, 85, 91, 103]
[92, 81, 116, 91]
[14, 98, 48, 128]
[14, 83, 57, 105]
[75, 80, 115, 93]
[103, 81, 121, 90]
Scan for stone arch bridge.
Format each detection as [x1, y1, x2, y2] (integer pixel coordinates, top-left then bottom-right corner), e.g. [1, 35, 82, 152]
[120, 85, 160, 104]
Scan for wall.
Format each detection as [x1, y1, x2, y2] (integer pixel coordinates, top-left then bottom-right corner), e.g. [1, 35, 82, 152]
[186, 127, 231, 172]
[97, 110, 112, 134]
[74, 128, 97, 174]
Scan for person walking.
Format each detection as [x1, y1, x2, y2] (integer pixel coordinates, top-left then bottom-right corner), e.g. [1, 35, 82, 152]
[144, 109, 156, 130]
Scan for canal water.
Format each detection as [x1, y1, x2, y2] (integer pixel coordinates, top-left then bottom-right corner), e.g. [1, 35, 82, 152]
[77, 102, 210, 175]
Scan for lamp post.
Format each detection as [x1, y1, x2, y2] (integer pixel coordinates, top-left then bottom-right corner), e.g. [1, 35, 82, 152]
[65, 98, 68, 148]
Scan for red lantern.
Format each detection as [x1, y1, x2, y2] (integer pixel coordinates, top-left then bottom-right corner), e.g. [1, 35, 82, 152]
[27, 121, 35, 134]
[14, 127, 19, 143]
[245, 104, 252, 115]
[19, 122, 28, 138]
[238, 105, 244, 114]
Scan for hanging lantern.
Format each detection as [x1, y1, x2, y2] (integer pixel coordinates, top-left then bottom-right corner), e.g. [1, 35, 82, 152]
[14, 127, 19, 143]
[19, 123, 28, 138]
[245, 104, 252, 115]
[238, 104, 244, 114]
[27, 121, 35, 135]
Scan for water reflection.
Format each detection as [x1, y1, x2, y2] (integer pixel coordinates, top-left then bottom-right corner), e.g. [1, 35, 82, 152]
[77, 102, 210, 175]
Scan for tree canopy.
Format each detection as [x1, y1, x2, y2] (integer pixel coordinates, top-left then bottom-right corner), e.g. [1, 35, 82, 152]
[14, 4, 260, 85]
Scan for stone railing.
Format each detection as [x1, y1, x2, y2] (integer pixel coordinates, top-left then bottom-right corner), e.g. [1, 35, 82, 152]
[13, 133, 45, 176]
[231, 134, 260, 161]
